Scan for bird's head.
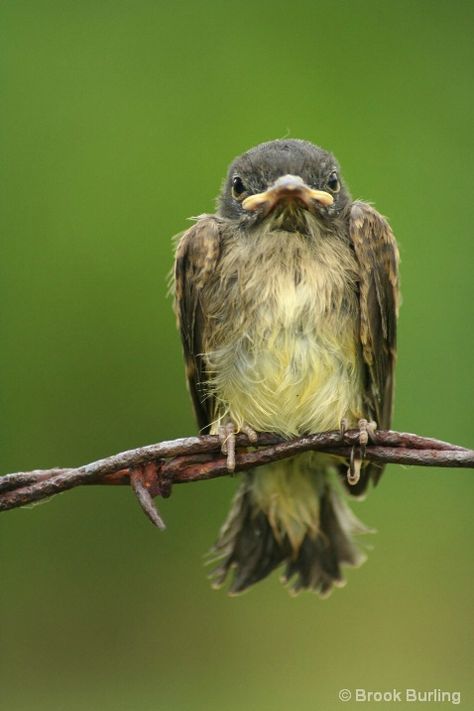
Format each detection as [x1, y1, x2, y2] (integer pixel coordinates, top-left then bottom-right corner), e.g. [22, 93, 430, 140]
[218, 139, 351, 231]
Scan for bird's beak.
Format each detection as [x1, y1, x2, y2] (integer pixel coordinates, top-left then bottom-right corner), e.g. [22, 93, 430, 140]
[242, 174, 334, 213]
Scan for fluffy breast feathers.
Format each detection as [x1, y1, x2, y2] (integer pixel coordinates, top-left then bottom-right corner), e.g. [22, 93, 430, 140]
[199, 218, 365, 435]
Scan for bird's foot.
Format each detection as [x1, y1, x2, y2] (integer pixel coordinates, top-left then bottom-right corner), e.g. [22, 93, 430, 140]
[218, 422, 258, 472]
[345, 418, 377, 486]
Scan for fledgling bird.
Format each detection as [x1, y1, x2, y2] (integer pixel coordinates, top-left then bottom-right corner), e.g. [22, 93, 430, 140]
[173, 139, 399, 595]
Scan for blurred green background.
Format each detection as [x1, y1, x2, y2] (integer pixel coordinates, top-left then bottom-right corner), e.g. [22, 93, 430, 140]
[1, 1, 473, 709]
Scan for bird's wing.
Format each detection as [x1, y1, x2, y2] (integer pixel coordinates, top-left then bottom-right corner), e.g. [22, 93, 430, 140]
[173, 215, 223, 433]
[349, 200, 400, 490]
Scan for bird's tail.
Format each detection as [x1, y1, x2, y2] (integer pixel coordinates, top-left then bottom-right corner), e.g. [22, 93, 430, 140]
[209, 453, 372, 596]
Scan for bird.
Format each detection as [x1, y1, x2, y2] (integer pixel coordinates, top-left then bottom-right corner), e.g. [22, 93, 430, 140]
[173, 138, 399, 596]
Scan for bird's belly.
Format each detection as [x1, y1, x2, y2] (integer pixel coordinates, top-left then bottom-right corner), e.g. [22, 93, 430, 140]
[207, 291, 364, 436]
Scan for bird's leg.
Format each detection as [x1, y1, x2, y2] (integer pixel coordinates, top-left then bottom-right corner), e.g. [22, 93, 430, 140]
[346, 418, 377, 486]
[218, 421, 258, 473]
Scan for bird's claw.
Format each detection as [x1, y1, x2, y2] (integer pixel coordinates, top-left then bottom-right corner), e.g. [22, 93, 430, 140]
[241, 424, 259, 443]
[346, 418, 377, 486]
[218, 422, 258, 473]
[347, 447, 362, 486]
[219, 422, 236, 472]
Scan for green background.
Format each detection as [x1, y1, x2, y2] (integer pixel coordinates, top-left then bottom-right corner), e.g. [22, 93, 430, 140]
[1, 2, 473, 709]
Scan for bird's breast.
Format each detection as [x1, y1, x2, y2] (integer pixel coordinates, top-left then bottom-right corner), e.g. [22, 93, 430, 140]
[204, 227, 364, 435]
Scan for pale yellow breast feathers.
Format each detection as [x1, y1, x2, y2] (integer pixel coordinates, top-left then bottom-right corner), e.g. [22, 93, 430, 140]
[203, 217, 364, 436]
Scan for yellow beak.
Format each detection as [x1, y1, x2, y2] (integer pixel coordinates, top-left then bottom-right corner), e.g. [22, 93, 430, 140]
[242, 174, 334, 212]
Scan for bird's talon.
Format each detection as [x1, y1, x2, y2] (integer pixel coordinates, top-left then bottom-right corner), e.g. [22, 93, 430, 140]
[218, 422, 258, 472]
[347, 446, 362, 486]
[367, 420, 378, 442]
[218, 425, 228, 454]
[226, 444, 236, 473]
[241, 424, 258, 444]
[346, 417, 376, 485]
[358, 418, 369, 444]
[219, 422, 236, 472]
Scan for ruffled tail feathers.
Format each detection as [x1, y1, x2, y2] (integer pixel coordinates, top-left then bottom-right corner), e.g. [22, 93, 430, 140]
[208, 471, 373, 597]
[282, 487, 371, 596]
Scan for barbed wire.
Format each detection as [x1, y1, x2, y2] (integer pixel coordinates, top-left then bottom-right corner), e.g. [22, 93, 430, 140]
[1, 429, 472, 527]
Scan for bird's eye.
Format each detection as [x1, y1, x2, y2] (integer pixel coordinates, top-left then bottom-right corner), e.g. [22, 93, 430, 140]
[232, 176, 247, 199]
[327, 171, 340, 193]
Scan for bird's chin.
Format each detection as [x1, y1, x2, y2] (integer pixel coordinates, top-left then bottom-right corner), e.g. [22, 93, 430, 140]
[259, 202, 320, 234]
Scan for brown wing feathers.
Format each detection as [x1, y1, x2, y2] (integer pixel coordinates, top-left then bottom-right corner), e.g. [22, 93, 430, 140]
[349, 201, 400, 490]
[174, 216, 222, 432]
